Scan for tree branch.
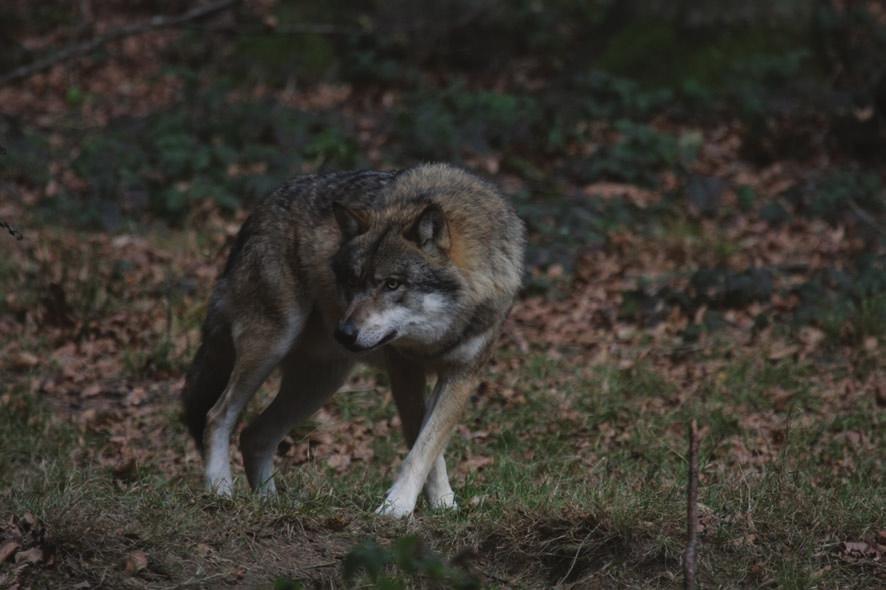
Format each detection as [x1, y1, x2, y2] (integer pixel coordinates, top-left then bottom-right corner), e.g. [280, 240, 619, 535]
[0, 218, 24, 241]
[0, 0, 239, 87]
[177, 22, 361, 36]
[684, 419, 701, 590]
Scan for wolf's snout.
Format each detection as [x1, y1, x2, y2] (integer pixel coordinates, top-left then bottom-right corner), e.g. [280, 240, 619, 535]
[334, 320, 359, 347]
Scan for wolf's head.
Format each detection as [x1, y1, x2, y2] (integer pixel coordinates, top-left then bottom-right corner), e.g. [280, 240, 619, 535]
[330, 202, 462, 352]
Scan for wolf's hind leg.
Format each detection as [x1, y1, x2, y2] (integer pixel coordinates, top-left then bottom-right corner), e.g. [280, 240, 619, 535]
[386, 352, 457, 511]
[204, 318, 301, 496]
[240, 356, 353, 496]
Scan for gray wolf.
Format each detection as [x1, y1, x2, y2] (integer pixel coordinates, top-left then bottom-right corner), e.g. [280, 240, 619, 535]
[182, 163, 525, 517]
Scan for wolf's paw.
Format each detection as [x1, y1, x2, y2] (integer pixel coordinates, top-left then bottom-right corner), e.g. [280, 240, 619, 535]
[427, 491, 458, 511]
[255, 479, 277, 499]
[375, 495, 416, 519]
[206, 477, 235, 498]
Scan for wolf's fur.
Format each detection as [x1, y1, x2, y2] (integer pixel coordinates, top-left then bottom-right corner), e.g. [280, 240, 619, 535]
[182, 163, 525, 517]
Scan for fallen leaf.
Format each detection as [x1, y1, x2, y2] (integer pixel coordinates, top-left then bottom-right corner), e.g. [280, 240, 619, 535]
[839, 541, 880, 560]
[0, 541, 19, 564]
[310, 431, 334, 445]
[326, 453, 351, 471]
[351, 445, 373, 461]
[113, 457, 138, 481]
[615, 325, 636, 341]
[125, 550, 149, 575]
[768, 341, 797, 361]
[323, 515, 350, 531]
[14, 547, 43, 565]
[582, 182, 658, 207]
[768, 387, 794, 411]
[469, 495, 486, 508]
[82, 383, 103, 398]
[195, 543, 212, 558]
[20, 512, 38, 530]
[462, 456, 494, 471]
[10, 351, 38, 370]
[798, 326, 825, 354]
[126, 386, 147, 405]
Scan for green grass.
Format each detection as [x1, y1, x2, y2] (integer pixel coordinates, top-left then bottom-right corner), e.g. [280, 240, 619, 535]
[2, 348, 882, 588]
[0, 223, 880, 587]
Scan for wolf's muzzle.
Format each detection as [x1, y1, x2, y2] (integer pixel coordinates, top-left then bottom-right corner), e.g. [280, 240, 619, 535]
[334, 321, 397, 352]
[334, 320, 359, 348]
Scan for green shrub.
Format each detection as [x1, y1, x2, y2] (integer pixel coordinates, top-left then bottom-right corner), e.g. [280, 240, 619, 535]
[393, 84, 539, 160]
[574, 120, 697, 186]
[55, 90, 363, 226]
[342, 535, 479, 590]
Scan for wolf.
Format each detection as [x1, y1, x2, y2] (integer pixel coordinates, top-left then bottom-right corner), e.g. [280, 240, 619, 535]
[182, 163, 525, 517]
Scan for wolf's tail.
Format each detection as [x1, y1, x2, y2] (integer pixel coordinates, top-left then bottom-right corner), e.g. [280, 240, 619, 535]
[182, 309, 235, 455]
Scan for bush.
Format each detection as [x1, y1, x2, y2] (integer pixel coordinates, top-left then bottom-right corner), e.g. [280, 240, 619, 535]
[572, 120, 698, 186]
[342, 535, 479, 590]
[53, 90, 363, 227]
[392, 83, 539, 160]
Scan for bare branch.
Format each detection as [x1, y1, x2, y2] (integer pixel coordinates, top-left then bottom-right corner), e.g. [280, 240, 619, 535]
[0, 0, 239, 86]
[848, 197, 886, 236]
[684, 419, 700, 590]
[0, 218, 24, 241]
[178, 22, 361, 36]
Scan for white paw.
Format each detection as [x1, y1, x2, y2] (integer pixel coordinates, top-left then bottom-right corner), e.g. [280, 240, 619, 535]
[375, 494, 416, 518]
[427, 491, 458, 511]
[256, 479, 277, 498]
[206, 476, 234, 498]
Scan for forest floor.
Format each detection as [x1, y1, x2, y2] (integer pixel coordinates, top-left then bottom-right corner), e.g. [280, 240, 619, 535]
[1, 2, 885, 588]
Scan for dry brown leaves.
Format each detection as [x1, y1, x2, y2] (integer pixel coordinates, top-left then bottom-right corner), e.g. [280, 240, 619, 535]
[837, 535, 885, 564]
[0, 7, 881, 558]
[0, 513, 52, 588]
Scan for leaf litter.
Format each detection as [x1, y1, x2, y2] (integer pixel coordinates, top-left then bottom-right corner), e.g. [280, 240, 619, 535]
[0, 3, 883, 587]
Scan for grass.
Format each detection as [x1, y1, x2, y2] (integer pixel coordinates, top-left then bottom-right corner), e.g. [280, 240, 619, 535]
[1, 165, 882, 588]
[2, 342, 882, 588]
[3, 4, 884, 585]
[0, 207, 882, 588]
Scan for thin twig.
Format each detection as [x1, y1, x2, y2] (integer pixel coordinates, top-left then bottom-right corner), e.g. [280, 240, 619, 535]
[163, 571, 230, 589]
[557, 527, 597, 586]
[303, 560, 338, 569]
[1, 218, 24, 241]
[480, 569, 514, 585]
[847, 197, 886, 236]
[178, 23, 362, 36]
[684, 420, 700, 590]
[0, 0, 239, 86]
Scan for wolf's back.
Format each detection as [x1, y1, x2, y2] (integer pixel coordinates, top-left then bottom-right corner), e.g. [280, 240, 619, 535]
[179, 170, 395, 453]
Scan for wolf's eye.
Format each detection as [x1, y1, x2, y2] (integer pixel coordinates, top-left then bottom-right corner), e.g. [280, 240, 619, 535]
[384, 278, 401, 291]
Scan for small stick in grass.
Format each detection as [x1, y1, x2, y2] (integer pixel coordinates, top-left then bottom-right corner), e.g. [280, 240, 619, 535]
[684, 419, 700, 590]
[1, 218, 24, 241]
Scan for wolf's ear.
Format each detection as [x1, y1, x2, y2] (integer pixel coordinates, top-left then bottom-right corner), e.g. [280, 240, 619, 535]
[406, 203, 450, 253]
[333, 202, 369, 240]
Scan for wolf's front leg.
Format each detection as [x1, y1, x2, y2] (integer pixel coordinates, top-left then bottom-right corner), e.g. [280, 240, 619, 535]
[423, 453, 456, 509]
[386, 352, 457, 511]
[376, 371, 474, 517]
